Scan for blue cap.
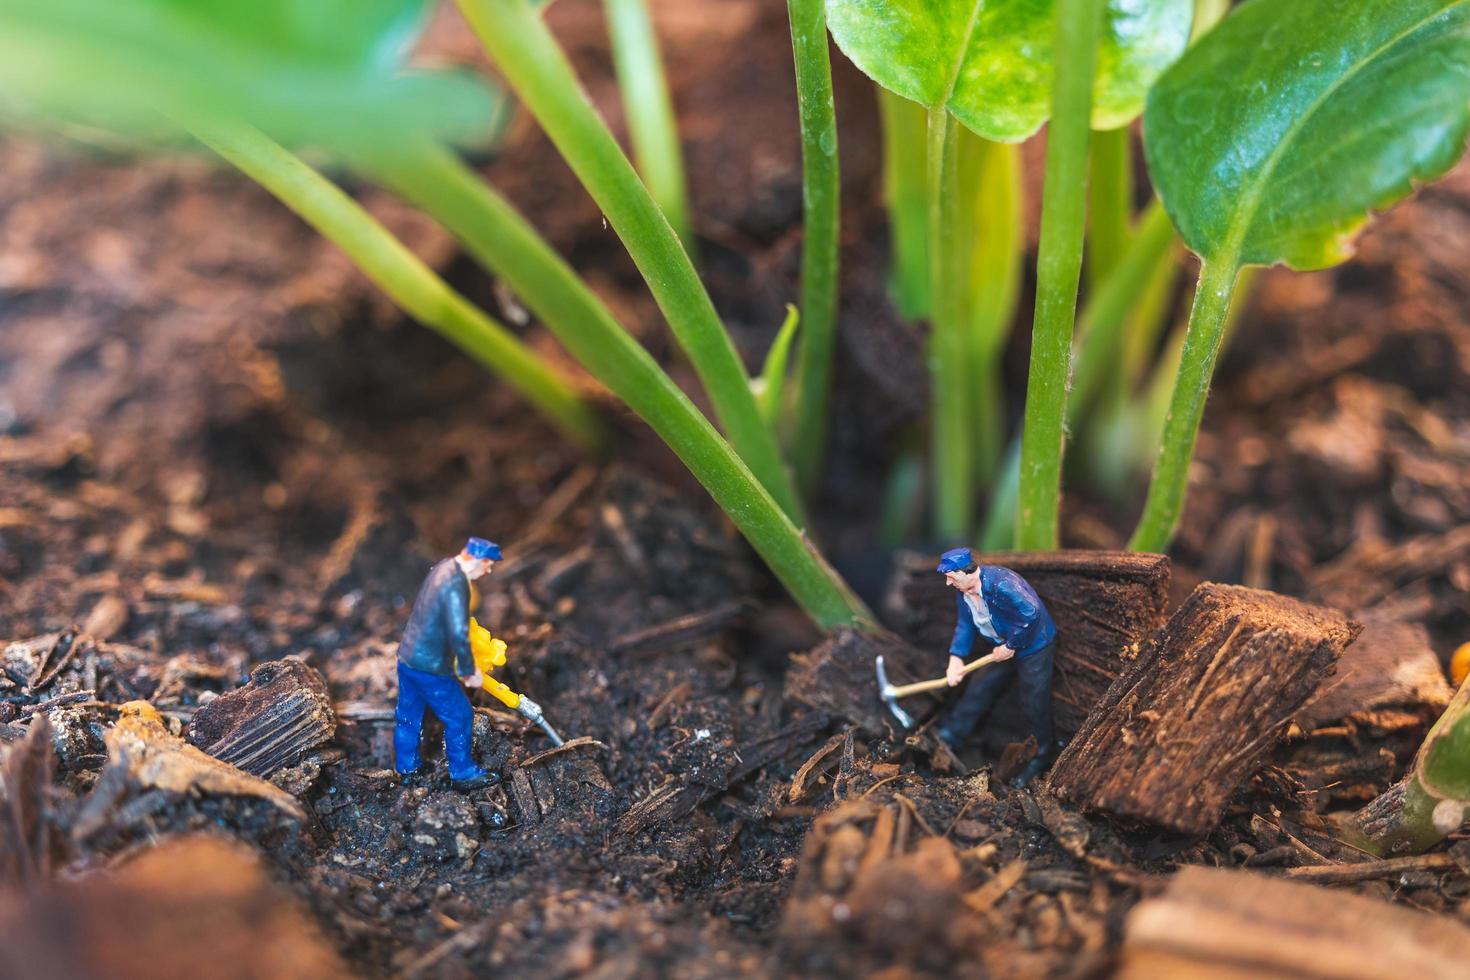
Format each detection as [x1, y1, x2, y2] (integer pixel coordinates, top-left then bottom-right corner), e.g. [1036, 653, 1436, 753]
[464, 537, 502, 560]
[936, 547, 975, 573]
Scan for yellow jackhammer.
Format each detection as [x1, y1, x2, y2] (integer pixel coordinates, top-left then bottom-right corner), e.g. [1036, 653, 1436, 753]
[469, 617, 565, 746]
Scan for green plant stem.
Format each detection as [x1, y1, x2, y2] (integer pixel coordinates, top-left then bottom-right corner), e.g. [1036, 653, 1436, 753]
[1340, 678, 1470, 856]
[959, 134, 1023, 485]
[367, 142, 871, 629]
[1068, 201, 1176, 421]
[878, 88, 931, 319]
[456, 0, 803, 523]
[184, 118, 606, 454]
[878, 441, 924, 550]
[1128, 256, 1239, 552]
[978, 440, 1022, 553]
[1086, 126, 1133, 290]
[927, 106, 970, 541]
[1015, 0, 1105, 550]
[603, 0, 694, 256]
[785, 0, 840, 499]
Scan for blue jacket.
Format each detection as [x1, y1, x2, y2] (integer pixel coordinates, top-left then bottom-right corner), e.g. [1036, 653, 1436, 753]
[949, 566, 1056, 659]
[398, 559, 474, 677]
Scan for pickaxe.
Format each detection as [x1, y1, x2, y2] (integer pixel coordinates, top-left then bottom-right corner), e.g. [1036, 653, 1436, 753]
[875, 651, 1009, 729]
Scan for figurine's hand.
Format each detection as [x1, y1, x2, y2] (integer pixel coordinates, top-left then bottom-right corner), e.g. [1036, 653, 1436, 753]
[945, 656, 966, 687]
[992, 645, 1016, 663]
[461, 670, 486, 689]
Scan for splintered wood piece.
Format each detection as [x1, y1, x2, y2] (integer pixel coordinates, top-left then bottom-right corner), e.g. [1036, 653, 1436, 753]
[186, 658, 336, 778]
[1119, 866, 1470, 979]
[1297, 611, 1450, 730]
[786, 628, 934, 735]
[0, 835, 350, 978]
[1051, 584, 1360, 836]
[882, 550, 1171, 733]
[75, 702, 303, 837]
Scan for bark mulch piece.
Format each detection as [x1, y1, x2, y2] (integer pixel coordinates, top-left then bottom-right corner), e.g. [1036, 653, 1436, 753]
[1118, 865, 1470, 979]
[1050, 583, 1361, 836]
[185, 658, 337, 778]
[883, 550, 1172, 733]
[0, 835, 350, 979]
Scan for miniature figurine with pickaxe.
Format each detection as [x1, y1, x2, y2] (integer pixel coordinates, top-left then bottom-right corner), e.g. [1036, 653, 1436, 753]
[935, 547, 1064, 788]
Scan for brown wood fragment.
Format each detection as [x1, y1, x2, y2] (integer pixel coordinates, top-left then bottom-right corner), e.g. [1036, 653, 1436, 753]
[788, 731, 849, 803]
[1051, 583, 1360, 836]
[0, 835, 350, 978]
[81, 595, 130, 641]
[1119, 865, 1470, 979]
[1298, 610, 1450, 730]
[518, 735, 608, 769]
[0, 716, 62, 884]
[882, 550, 1171, 733]
[962, 859, 1027, 912]
[510, 767, 540, 825]
[1280, 852, 1458, 884]
[186, 658, 336, 778]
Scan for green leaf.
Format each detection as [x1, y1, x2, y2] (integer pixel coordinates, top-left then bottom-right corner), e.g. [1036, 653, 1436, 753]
[1145, 0, 1470, 270]
[825, 0, 1193, 141]
[755, 304, 802, 428]
[0, 0, 504, 151]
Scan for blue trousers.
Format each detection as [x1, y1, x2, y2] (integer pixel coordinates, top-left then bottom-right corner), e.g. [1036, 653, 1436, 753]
[395, 662, 481, 781]
[942, 642, 1056, 748]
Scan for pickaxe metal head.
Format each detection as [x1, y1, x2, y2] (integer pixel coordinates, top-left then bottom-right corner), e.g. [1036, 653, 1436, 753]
[875, 655, 915, 730]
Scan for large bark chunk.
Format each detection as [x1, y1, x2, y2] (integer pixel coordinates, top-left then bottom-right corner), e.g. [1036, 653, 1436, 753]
[882, 550, 1171, 734]
[186, 658, 336, 778]
[1050, 584, 1360, 835]
[1119, 866, 1470, 979]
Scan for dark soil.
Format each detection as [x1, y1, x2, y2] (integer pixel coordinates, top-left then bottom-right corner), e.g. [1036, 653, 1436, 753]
[3, 1, 1470, 977]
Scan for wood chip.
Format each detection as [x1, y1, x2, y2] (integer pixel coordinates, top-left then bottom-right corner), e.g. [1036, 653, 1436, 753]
[1119, 865, 1470, 979]
[1051, 583, 1360, 836]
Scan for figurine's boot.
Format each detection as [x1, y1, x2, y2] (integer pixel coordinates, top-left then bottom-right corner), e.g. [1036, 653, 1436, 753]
[936, 659, 1014, 748]
[1011, 739, 1066, 788]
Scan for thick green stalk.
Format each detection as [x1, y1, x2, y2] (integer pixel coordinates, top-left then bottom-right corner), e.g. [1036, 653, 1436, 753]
[455, 0, 803, 523]
[1340, 679, 1470, 856]
[1128, 256, 1239, 552]
[368, 143, 871, 629]
[184, 119, 605, 453]
[1086, 126, 1133, 290]
[878, 88, 931, 319]
[959, 133, 1023, 485]
[785, 0, 840, 499]
[603, 0, 694, 256]
[1015, 0, 1105, 549]
[927, 106, 970, 540]
[1068, 202, 1176, 422]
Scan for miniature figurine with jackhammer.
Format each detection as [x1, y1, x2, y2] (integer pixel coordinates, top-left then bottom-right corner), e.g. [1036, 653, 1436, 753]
[394, 536, 504, 788]
[935, 547, 1064, 787]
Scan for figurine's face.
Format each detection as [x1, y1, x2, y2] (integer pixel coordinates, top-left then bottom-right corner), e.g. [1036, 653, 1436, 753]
[944, 568, 980, 593]
[460, 555, 497, 580]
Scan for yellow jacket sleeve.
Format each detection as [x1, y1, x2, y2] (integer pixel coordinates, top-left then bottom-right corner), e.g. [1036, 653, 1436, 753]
[469, 618, 520, 709]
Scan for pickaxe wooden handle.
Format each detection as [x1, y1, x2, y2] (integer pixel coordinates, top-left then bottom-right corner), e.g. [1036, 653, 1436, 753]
[886, 650, 1009, 699]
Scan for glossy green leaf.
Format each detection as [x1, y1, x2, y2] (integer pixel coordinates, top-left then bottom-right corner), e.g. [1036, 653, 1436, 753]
[1145, 0, 1470, 270]
[826, 0, 1193, 141]
[0, 0, 503, 151]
